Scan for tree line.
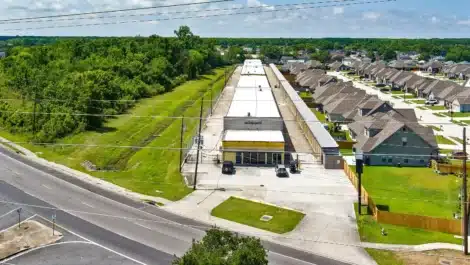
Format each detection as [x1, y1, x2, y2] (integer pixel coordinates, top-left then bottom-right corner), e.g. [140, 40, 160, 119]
[0, 26, 227, 142]
[216, 38, 470, 63]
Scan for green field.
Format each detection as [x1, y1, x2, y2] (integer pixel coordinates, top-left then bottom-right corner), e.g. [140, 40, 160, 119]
[450, 136, 463, 144]
[211, 197, 305, 234]
[354, 166, 460, 218]
[410, 99, 425, 104]
[426, 105, 447, 110]
[445, 112, 470, 117]
[355, 204, 461, 245]
[436, 135, 456, 145]
[365, 249, 404, 265]
[312, 109, 327, 122]
[0, 67, 232, 201]
[428, 125, 442, 131]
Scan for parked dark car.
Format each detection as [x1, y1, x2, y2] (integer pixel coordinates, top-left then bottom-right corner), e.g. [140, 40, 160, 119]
[222, 161, 235, 174]
[452, 150, 467, 160]
[275, 165, 288, 178]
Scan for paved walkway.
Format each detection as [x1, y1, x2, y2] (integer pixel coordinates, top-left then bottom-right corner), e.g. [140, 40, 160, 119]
[361, 242, 463, 252]
[265, 66, 314, 154]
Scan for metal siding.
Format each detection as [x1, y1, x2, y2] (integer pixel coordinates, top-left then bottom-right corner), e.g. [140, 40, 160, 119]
[223, 117, 284, 131]
[222, 141, 285, 150]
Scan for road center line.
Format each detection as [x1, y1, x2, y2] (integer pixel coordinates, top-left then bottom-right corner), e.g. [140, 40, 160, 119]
[42, 184, 52, 190]
[82, 202, 95, 208]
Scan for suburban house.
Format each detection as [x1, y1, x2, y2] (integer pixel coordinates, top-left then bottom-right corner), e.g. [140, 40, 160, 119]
[329, 61, 350, 72]
[388, 60, 417, 71]
[399, 74, 427, 93]
[280, 56, 295, 65]
[445, 64, 470, 80]
[448, 89, 470, 112]
[348, 110, 437, 166]
[313, 81, 358, 108]
[421, 80, 460, 101]
[323, 91, 368, 123]
[421, 61, 444, 74]
[295, 69, 328, 90]
[306, 60, 324, 69]
[375, 68, 399, 85]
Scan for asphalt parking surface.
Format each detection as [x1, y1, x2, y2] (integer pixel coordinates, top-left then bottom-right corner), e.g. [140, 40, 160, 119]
[4, 242, 142, 265]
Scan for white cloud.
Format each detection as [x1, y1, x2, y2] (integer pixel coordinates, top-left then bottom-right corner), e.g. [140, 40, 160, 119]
[363, 11, 381, 21]
[458, 19, 470, 25]
[431, 16, 439, 24]
[333, 7, 344, 15]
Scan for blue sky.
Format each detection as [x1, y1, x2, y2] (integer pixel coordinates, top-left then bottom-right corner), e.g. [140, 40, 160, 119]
[1, 0, 470, 37]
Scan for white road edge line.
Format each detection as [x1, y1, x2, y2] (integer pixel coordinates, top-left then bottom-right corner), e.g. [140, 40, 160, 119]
[0, 207, 19, 219]
[81, 202, 95, 208]
[0, 214, 37, 233]
[0, 241, 93, 264]
[135, 222, 153, 230]
[33, 215, 147, 265]
[41, 184, 52, 189]
[269, 251, 317, 265]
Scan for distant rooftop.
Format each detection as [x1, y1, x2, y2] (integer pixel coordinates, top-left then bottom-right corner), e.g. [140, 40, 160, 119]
[226, 87, 280, 118]
[237, 75, 270, 89]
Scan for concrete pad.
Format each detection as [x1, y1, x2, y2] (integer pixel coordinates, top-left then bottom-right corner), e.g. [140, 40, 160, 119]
[0, 220, 62, 259]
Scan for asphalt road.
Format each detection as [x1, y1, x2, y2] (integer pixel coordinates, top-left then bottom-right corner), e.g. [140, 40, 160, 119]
[0, 147, 352, 265]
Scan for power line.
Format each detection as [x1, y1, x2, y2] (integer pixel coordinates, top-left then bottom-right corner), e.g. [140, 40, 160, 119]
[2, 0, 396, 32]
[0, 0, 372, 25]
[0, 0, 233, 23]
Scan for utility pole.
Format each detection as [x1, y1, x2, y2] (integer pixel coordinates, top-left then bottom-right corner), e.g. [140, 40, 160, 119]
[193, 98, 204, 190]
[52, 211, 56, 236]
[210, 84, 213, 116]
[179, 116, 185, 173]
[32, 91, 38, 138]
[224, 69, 227, 87]
[463, 127, 468, 255]
[355, 152, 364, 215]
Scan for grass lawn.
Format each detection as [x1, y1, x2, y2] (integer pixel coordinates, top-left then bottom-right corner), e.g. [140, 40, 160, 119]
[355, 204, 461, 245]
[451, 120, 466, 126]
[439, 149, 455, 155]
[433, 113, 445, 117]
[299, 91, 311, 98]
[436, 135, 457, 145]
[0, 67, 233, 201]
[428, 125, 442, 131]
[365, 249, 404, 265]
[417, 106, 428, 110]
[211, 197, 305, 234]
[355, 166, 460, 218]
[450, 136, 464, 144]
[392, 95, 416, 99]
[390, 90, 405, 95]
[426, 105, 447, 110]
[445, 112, 470, 117]
[340, 148, 354, 156]
[410, 99, 425, 104]
[460, 120, 470, 125]
[312, 109, 326, 123]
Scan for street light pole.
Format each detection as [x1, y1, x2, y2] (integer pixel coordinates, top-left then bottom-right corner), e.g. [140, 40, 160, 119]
[463, 127, 468, 255]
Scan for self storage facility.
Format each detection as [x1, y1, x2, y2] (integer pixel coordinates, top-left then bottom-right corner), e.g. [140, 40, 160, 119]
[222, 60, 285, 166]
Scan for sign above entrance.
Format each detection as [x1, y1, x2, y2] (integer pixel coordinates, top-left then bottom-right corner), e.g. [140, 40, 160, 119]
[244, 120, 262, 125]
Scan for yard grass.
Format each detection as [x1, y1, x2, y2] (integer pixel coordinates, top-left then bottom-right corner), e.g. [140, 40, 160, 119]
[433, 113, 446, 117]
[451, 120, 466, 126]
[426, 105, 447, 110]
[355, 166, 460, 218]
[436, 135, 457, 145]
[410, 99, 425, 104]
[450, 136, 464, 144]
[439, 149, 455, 155]
[427, 125, 442, 131]
[365, 249, 404, 265]
[445, 112, 470, 117]
[0, 66, 233, 201]
[390, 90, 405, 95]
[211, 197, 305, 234]
[355, 203, 461, 245]
[312, 109, 326, 123]
[392, 95, 416, 99]
[418, 106, 428, 110]
[340, 148, 354, 156]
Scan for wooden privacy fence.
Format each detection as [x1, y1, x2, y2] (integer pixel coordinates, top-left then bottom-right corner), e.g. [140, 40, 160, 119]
[432, 160, 470, 175]
[343, 161, 462, 235]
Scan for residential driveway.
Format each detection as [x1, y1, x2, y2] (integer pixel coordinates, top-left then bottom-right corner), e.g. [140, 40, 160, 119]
[328, 71, 470, 150]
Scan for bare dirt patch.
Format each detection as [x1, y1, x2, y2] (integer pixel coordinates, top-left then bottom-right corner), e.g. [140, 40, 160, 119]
[0, 220, 63, 259]
[398, 249, 470, 265]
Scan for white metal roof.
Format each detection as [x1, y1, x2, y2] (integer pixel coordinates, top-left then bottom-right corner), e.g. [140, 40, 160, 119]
[227, 87, 280, 118]
[224, 130, 285, 142]
[241, 65, 265, 75]
[243, 59, 263, 66]
[237, 75, 270, 89]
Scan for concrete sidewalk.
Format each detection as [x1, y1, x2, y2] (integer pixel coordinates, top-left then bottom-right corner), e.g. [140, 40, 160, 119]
[361, 242, 463, 252]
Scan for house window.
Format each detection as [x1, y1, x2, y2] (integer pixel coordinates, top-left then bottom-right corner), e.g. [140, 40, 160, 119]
[404, 159, 409, 164]
[402, 137, 408, 146]
[402, 127, 407, 132]
[382, 157, 386, 163]
[420, 159, 424, 164]
[388, 158, 393, 163]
